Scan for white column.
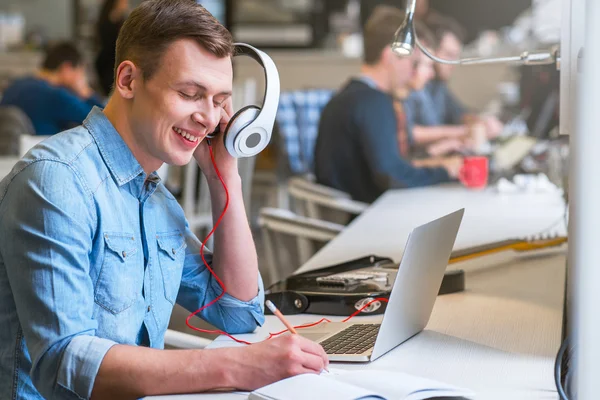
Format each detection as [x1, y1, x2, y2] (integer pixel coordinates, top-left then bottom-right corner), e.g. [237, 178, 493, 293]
[574, 0, 600, 397]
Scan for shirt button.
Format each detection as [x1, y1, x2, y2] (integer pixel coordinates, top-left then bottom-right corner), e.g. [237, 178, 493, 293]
[122, 251, 127, 258]
[147, 305, 151, 312]
[172, 248, 176, 255]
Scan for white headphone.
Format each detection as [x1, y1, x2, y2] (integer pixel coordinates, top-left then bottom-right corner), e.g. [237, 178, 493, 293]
[207, 43, 280, 158]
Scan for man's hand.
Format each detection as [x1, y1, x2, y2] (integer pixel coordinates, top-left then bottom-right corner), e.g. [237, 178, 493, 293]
[224, 334, 329, 391]
[194, 98, 238, 181]
[481, 115, 503, 139]
[464, 122, 488, 153]
[426, 138, 465, 157]
[441, 156, 464, 179]
[68, 71, 94, 99]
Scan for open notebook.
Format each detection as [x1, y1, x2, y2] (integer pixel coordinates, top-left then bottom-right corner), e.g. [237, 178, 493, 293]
[249, 369, 474, 400]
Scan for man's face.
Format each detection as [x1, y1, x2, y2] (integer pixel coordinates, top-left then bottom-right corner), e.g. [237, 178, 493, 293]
[385, 48, 415, 93]
[410, 49, 435, 91]
[434, 33, 462, 81]
[129, 39, 232, 168]
[57, 62, 86, 87]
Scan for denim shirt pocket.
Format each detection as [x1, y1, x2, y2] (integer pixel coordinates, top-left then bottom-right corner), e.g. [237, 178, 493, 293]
[95, 232, 142, 314]
[157, 231, 186, 305]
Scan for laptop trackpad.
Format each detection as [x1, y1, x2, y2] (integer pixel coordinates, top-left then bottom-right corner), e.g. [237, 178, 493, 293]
[300, 332, 330, 342]
[298, 322, 347, 343]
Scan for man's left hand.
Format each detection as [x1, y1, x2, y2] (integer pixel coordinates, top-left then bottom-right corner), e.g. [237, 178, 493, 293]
[481, 115, 504, 139]
[193, 98, 239, 182]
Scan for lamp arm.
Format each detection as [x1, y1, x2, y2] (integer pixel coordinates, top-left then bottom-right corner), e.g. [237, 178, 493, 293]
[415, 34, 559, 67]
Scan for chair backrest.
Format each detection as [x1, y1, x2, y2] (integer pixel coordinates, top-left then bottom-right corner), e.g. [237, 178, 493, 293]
[0, 156, 19, 180]
[257, 207, 343, 285]
[0, 106, 35, 156]
[19, 134, 51, 158]
[276, 89, 334, 176]
[287, 176, 368, 223]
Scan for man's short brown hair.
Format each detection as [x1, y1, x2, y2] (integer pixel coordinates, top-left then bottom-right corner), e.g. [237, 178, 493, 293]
[42, 41, 83, 71]
[424, 14, 467, 49]
[115, 0, 234, 82]
[363, 5, 434, 65]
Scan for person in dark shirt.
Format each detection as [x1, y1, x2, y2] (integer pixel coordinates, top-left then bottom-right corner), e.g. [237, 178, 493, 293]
[0, 42, 104, 135]
[314, 5, 462, 203]
[95, 0, 130, 95]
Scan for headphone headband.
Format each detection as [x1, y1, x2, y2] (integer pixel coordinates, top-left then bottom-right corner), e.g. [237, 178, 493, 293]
[233, 43, 280, 134]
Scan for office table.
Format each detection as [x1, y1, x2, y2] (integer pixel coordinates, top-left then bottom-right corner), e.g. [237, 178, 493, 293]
[300, 185, 567, 274]
[151, 185, 568, 400]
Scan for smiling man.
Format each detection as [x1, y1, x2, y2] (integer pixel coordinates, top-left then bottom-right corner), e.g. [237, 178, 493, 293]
[0, 1, 327, 399]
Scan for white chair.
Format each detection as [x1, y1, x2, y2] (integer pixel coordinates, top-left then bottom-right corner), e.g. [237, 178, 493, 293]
[0, 157, 19, 180]
[19, 135, 51, 157]
[0, 106, 35, 156]
[257, 207, 344, 285]
[287, 175, 368, 222]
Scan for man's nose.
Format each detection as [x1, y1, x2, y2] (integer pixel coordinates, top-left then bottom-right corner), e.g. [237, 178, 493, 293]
[192, 109, 220, 132]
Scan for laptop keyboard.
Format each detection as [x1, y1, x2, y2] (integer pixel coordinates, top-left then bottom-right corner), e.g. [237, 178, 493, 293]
[320, 324, 380, 355]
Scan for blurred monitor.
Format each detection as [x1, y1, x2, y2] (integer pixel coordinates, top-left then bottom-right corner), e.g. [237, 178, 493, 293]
[429, 0, 531, 43]
[227, 0, 326, 48]
[360, 0, 532, 43]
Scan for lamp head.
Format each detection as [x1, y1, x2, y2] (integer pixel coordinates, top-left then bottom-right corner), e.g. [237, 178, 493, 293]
[391, 8, 415, 56]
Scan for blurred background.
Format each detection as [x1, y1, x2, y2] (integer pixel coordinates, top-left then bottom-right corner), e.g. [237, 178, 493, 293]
[0, 0, 568, 343]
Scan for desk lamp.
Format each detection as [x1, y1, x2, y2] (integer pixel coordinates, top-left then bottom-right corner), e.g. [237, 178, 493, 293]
[391, 0, 560, 67]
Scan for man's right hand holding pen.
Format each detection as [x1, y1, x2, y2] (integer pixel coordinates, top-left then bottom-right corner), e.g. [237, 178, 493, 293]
[216, 300, 329, 391]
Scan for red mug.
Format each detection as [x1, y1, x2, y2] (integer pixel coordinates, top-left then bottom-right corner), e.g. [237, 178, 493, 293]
[459, 156, 489, 189]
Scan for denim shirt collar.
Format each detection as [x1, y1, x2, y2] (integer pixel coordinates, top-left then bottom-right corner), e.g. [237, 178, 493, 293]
[356, 75, 378, 90]
[84, 106, 146, 187]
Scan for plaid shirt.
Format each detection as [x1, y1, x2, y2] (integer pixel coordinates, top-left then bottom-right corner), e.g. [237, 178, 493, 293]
[276, 89, 334, 174]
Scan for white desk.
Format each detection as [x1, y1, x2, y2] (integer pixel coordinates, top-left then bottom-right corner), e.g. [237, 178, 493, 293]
[151, 186, 567, 400]
[300, 185, 567, 273]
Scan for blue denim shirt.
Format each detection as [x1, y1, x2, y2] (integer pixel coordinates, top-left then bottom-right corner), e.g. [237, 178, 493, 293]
[0, 107, 265, 400]
[407, 80, 466, 127]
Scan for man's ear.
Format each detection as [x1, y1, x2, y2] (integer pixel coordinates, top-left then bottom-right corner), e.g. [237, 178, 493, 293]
[381, 47, 394, 64]
[114, 60, 140, 100]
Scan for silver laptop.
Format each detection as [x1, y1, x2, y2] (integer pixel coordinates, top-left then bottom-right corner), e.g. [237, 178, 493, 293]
[298, 209, 464, 362]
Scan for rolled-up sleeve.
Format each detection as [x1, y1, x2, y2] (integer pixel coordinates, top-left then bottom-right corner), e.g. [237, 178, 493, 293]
[176, 225, 265, 334]
[0, 160, 116, 399]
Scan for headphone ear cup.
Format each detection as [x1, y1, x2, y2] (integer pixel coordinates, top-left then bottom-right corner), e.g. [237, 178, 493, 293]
[223, 105, 260, 139]
[223, 105, 262, 158]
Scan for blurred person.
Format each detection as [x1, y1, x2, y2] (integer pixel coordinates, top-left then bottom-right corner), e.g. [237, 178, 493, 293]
[0, 41, 104, 135]
[314, 5, 462, 204]
[401, 15, 502, 156]
[402, 38, 478, 157]
[0, 1, 328, 399]
[95, 0, 130, 95]
[424, 15, 503, 138]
